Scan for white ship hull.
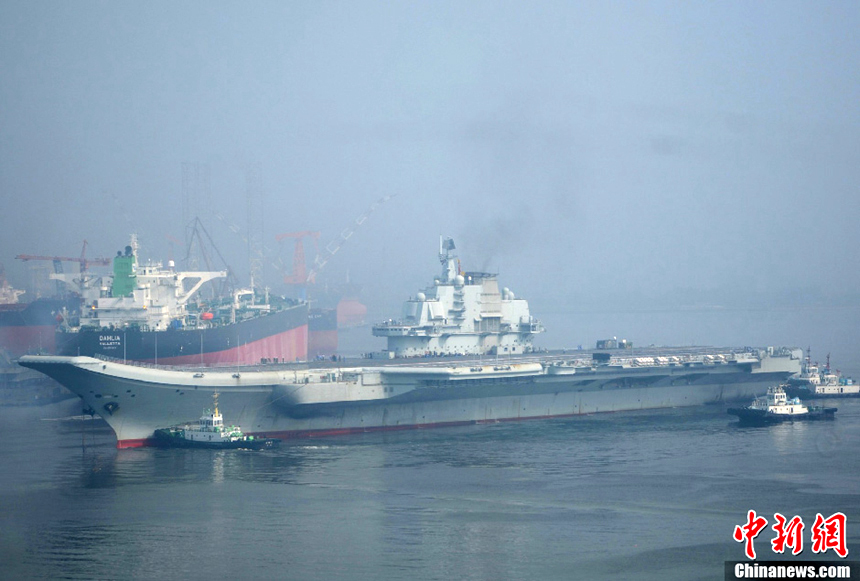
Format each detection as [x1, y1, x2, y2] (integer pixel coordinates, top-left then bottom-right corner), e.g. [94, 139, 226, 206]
[20, 348, 801, 448]
[814, 384, 860, 396]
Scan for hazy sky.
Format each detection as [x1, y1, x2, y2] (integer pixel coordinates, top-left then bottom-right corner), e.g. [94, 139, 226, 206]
[2, 1, 858, 319]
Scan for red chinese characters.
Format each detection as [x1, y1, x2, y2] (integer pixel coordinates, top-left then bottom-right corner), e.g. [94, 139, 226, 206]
[734, 510, 769, 559]
[811, 512, 848, 558]
[771, 513, 804, 555]
[734, 511, 848, 559]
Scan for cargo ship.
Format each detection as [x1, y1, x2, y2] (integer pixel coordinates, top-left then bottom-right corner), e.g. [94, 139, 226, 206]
[19, 238, 803, 448]
[54, 237, 308, 365]
[0, 265, 79, 357]
[1, 295, 80, 358]
[0, 271, 82, 406]
[308, 307, 338, 359]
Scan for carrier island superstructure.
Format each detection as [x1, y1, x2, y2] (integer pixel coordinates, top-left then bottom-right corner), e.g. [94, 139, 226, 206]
[372, 238, 543, 357]
[20, 238, 802, 448]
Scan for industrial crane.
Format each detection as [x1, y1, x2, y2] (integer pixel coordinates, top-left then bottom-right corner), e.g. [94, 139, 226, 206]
[15, 240, 112, 295]
[275, 231, 320, 285]
[276, 194, 395, 286]
[15, 240, 111, 274]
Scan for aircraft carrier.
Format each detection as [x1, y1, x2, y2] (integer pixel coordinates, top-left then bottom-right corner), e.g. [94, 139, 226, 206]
[19, 238, 802, 448]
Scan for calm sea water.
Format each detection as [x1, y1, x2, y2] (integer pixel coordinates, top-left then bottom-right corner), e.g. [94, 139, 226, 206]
[1, 392, 858, 581]
[4, 305, 859, 580]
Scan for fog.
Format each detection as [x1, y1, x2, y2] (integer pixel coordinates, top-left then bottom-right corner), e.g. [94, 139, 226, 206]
[2, 1, 858, 355]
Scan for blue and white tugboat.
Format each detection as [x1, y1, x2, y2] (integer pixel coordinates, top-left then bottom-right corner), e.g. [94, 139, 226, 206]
[154, 393, 279, 449]
[728, 385, 837, 425]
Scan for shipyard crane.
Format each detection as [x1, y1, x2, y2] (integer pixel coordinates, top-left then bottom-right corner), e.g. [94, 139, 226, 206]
[276, 194, 396, 286]
[15, 240, 111, 274]
[275, 231, 320, 285]
[276, 195, 395, 285]
[16, 240, 112, 295]
[309, 194, 396, 283]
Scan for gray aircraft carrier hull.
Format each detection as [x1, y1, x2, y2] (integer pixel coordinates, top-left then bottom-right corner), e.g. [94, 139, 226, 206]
[19, 348, 800, 448]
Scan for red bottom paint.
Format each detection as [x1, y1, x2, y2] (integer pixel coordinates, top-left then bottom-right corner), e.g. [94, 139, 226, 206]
[141, 325, 308, 366]
[0, 325, 56, 358]
[336, 298, 367, 327]
[116, 438, 152, 449]
[308, 330, 338, 359]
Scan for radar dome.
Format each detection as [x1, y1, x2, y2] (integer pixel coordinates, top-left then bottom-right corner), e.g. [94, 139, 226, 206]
[416, 292, 426, 301]
[454, 275, 465, 286]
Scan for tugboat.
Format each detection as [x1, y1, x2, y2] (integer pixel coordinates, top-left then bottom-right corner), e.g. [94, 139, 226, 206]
[153, 393, 280, 449]
[728, 385, 837, 425]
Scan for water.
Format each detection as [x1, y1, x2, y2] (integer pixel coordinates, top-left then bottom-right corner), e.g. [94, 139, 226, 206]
[2, 394, 859, 581]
